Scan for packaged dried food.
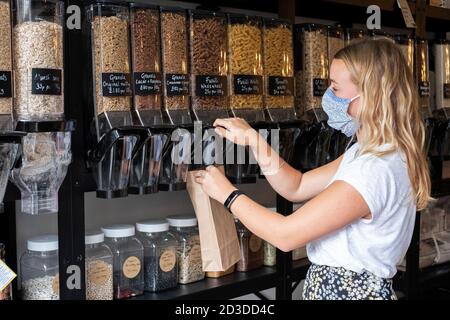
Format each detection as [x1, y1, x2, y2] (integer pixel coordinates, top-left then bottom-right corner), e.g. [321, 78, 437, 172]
[0, 243, 12, 300]
[0, 0, 13, 128]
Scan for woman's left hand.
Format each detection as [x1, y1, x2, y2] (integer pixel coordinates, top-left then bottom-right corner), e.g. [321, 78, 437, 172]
[194, 166, 237, 204]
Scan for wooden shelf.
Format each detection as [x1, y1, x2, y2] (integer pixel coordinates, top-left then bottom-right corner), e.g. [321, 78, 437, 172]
[426, 5, 450, 21]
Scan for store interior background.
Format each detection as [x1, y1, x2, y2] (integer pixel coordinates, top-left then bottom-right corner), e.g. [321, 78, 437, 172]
[12, 0, 447, 299]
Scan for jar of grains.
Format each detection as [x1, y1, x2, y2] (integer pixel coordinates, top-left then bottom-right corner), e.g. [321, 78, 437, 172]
[327, 26, 344, 64]
[102, 225, 144, 299]
[434, 39, 450, 110]
[344, 28, 368, 46]
[136, 220, 178, 292]
[394, 34, 415, 77]
[20, 235, 59, 300]
[13, 0, 64, 121]
[416, 38, 431, 114]
[85, 231, 113, 300]
[0, 0, 13, 126]
[167, 215, 205, 284]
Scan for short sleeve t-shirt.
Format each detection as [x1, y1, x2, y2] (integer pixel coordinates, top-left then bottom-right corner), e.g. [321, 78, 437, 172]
[306, 143, 416, 279]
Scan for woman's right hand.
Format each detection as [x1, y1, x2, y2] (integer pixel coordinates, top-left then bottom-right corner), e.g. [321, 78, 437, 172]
[213, 118, 260, 148]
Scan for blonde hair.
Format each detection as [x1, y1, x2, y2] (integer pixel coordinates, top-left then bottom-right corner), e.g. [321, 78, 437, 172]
[335, 38, 431, 210]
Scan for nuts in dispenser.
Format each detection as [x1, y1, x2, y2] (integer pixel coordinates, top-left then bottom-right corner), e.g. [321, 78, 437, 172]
[294, 24, 329, 117]
[190, 11, 228, 111]
[263, 19, 294, 109]
[130, 6, 162, 111]
[13, 0, 64, 121]
[91, 5, 132, 115]
[161, 9, 190, 111]
[0, 0, 12, 115]
[228, 15, 264, 110]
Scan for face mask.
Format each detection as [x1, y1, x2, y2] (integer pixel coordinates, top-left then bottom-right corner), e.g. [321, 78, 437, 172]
[321, 87, 360, 137]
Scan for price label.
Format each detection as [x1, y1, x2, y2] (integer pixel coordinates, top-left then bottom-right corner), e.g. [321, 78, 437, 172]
[133, 72, 162, 95]
[101, 73, 132, 97]
[31, 68, 62, 95]
[233, 75, 262, 95]
[444, 83, 450, 99]
[397, 0, 416, 29]
[419, 81, 430, 97]
[165, 74, 189, 96]
[268, 77, 294, 96]
[0, 71, 12, 98]
[195, 75, 227, 97]
[313, 78, 327, 97]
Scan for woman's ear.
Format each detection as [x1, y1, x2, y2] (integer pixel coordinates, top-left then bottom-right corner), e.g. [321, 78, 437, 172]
[348, 96, 360, 118]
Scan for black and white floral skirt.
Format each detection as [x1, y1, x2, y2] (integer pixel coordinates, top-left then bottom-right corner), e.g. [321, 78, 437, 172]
[302, 264, 397, 300]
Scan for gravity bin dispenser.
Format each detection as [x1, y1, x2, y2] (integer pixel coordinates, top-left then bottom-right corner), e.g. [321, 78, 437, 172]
[10, 0, 75, 215]
[85, 1, 149, 199]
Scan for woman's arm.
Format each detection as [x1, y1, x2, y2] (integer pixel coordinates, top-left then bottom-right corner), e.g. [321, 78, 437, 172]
[194, 166, 370, 252]
[214, 118, 342, 202]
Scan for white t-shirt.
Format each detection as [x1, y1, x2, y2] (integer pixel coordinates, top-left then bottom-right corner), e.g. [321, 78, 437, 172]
[306, 142, 416, 279]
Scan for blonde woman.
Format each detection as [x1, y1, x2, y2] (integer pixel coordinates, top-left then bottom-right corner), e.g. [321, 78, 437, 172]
[194, 39, 431, 300]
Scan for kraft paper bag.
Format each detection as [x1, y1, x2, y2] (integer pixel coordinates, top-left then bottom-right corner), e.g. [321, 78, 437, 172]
[186, 166, 241, 272]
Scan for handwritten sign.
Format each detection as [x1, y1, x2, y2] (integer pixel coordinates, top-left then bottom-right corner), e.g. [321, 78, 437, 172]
[313, 78, 327, 97]
[268, 77, 294, 96]
[195, 75, 227, 97]
[233, 75, 262, 95]
[31, 68, 62, 95]
[133, 72, 162, 95]
[101, 73, 132, 97]
[165, 73, 189, 96]
[0, 71, 12, 98]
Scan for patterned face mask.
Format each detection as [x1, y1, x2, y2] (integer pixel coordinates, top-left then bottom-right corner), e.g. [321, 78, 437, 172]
[322, 87, 360, 137]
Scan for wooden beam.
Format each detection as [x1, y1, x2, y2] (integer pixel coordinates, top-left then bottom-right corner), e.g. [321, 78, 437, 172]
[415, 0, 427, 38]
[278, 0, 296, 22]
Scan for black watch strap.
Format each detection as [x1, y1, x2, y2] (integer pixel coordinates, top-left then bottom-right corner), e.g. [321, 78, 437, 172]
[224, 190, 245, 211]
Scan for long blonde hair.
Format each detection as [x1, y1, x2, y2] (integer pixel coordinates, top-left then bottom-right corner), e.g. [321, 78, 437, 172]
[335, 38, 431, 210]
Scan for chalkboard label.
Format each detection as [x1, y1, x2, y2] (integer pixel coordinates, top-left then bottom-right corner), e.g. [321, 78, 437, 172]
[0, 71, 12, 98]
[31, 68, 62, 95]
[133, 72, 162, 95]
[233, 75, 262, 95]
[444, 83, 450, 99]
[165, 73, 189, 96]
[419, 81, 430, 97]
[195, 75, 227, 97]
[101, 73, 132, 97]
[268, 77, 294, 96]
[313, 78, 327, 97]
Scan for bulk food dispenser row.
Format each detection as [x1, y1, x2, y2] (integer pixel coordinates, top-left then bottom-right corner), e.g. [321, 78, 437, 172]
[0, 0, 74, 216]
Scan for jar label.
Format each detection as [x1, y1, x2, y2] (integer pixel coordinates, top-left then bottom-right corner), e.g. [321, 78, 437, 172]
[101, 73, 132, 97]
[133, 72, 162, 95]
[165, 73, 190, 96]
[123, 256, 141, 279]
[233, 75, 262, 95]
[268, 76, 294, 96]
[0, 71, 12, 98]
[195, 75, 227, 97]
[159, 250, 176, 273]
[312, 78, 327, 97]
[52, 274, 60, 296]
[444, 83, 450, 99]
[88, 260, 111, 286]
[249, 235, 262, 253]
[31, 68, 62, 96]
[419, 81, 430, 97]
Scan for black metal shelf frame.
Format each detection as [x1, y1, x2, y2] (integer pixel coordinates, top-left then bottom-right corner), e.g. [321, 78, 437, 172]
[1, 0, 449, 301]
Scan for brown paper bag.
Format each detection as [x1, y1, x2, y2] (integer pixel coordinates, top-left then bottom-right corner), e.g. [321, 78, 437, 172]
[186, 167, 241, 272]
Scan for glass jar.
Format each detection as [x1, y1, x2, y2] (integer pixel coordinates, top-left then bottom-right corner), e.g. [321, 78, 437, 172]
[416, 38, 431, 113]
[327, 26, 344, 63]
[20, 235, 59, 300]
[292, 246, 307, 261]
[136, 220, 178, 292]
[160, 7, 190, 115]
[344, 28, 368, 46]
[394, 34, 415, 77]
[189, 10, 229, 122]
[434, 39, 450, 110]
[167, 215, 204, 284]
[130, 4, 162, 114]
[294, 24, 329, 118]
[228, 14, 264, 121]
[85, 231, 113, 300]
[0, 0, 13, 125]
[0, 243, 12, 300]
[86, 1, 132, 116]
[13, 0, 64, 121]
[235, 219, 264, 272]
[102, 225, 144, 299]
[263, 241, 276, 266]
[263, 18, 295, 121]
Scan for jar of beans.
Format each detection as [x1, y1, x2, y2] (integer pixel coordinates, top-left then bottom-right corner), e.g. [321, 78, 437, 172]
[136, 220, 178, 292]
[102, 225, 144, 299]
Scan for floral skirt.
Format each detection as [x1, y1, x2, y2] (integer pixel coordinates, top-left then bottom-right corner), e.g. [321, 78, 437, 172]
[302, 264, 397, 300]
